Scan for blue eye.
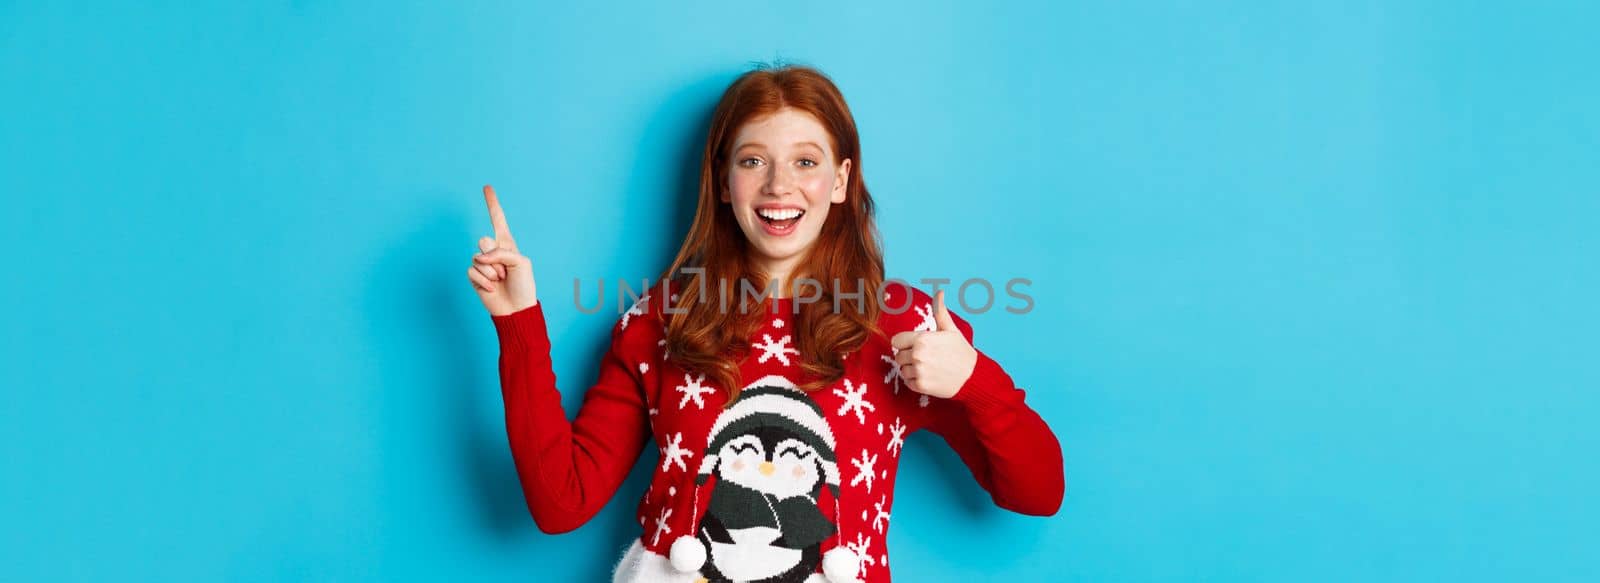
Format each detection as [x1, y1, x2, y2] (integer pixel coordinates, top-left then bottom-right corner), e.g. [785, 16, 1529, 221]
[798, 159, 816, 168]
[739, 158, 762, 168]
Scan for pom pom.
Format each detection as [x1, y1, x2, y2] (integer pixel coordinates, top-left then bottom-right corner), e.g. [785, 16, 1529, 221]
[668, 535, 706, 573]
[822, 546, 860, 582]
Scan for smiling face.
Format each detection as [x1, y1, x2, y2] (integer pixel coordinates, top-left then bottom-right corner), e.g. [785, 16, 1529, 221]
[721, 107, 853, 278]
[716, 431, 823, 499]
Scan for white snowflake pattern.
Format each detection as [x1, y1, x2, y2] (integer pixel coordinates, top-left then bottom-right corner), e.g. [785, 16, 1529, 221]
[849, 449, 879, 492]
[915, 301, 934, 333]
[651, 506, 673, 545]
[638, 362, 649, 374]
[675, 373, 715, 410]
[871, 495, 891, 533]
[660, 432, 692, 472]
[881, 348, 903, 394]
[887, 417, 906, 457]
[847, 533, 877, 578]
[658, 337, 668, 361]
[833, 379, 876, 424]
[621, 295, 648, 330]
[913, 302, 937, 333]
[772, 318, 785, 329]
[918, 394, 930, 408]
[752, 334, 800, 366]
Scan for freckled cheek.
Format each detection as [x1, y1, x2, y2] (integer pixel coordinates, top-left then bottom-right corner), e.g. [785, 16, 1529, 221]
[802, 175, 831, 191]
[727, 176, 762, 204]
[800, 176, 834, 203]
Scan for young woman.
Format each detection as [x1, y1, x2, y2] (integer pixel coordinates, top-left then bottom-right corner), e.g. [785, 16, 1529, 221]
[467, 65, 1063, 583]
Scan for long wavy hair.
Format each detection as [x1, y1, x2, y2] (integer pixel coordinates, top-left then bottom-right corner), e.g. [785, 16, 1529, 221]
[657, 64, 884, 402]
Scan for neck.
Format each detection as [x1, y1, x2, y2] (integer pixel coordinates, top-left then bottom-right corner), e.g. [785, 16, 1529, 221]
[758, 256, 805, 299]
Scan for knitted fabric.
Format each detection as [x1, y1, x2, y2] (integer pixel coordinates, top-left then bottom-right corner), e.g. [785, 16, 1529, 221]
[491, 281, 1064, 582]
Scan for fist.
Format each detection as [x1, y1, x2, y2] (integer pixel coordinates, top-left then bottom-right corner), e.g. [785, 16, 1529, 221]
[467, 184, 539, 316]
[890, 290, 978, 399]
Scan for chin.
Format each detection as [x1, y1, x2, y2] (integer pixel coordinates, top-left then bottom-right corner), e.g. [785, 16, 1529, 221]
[752, 242, 806, 265]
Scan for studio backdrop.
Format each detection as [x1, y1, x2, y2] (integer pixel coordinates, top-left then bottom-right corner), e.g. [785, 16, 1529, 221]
[3, 1, 1596, 581]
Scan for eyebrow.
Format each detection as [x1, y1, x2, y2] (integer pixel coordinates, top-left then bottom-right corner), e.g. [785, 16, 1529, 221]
[734, 141, 826, 152]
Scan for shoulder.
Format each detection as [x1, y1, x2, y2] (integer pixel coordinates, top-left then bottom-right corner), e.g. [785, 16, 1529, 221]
[880, 280, 926, 316]
[876, 280, 974, 340]
[611, 279, 681, 341]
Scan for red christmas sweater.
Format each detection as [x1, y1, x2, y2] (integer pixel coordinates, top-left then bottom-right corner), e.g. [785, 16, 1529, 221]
[490, 281, 1063, 583]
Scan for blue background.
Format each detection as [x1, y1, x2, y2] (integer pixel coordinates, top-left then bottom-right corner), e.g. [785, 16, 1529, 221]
[4, 1, 1597, 581]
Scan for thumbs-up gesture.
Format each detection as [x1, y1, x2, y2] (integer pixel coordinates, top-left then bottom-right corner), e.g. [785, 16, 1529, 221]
[467, 185, 539, 316]
[890, 290, 978, 399]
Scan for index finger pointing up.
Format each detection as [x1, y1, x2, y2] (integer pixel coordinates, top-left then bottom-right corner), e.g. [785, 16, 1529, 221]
[483, 184, 514, 240]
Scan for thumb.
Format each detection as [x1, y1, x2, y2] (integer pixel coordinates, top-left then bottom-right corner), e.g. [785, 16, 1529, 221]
[933, 290, 958, 332]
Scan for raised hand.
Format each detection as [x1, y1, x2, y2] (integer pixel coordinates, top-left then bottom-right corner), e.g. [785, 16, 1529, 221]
[891, 290, 978, 399]
[467, 184, 539, 316]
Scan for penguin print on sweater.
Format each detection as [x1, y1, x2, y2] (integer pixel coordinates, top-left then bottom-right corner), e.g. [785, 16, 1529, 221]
[674, 375, 853, 583]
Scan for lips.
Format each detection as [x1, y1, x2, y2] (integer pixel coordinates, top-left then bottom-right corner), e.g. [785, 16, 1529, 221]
[755, 206, 805, 236]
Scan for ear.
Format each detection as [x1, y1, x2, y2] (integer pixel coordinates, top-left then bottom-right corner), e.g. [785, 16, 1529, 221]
[831, 158, 851, 204]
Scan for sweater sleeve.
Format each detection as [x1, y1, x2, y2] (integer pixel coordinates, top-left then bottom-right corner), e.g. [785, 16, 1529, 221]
[920, 310, 1065, 517]
[490, 302, 652, 534]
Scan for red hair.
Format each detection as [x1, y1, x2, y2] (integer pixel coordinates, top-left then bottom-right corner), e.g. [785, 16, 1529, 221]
[657, 64, 884, 402]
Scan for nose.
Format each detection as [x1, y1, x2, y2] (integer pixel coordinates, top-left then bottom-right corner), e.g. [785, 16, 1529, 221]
[759, 461, 775, 476]
[763, 164, 797, 197]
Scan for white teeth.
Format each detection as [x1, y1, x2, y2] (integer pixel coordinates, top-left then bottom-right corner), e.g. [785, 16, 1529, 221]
[757, 208, 803, 220]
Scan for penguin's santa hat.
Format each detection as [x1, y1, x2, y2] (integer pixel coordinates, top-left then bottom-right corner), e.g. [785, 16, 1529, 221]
[668, 374, 863, 583]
